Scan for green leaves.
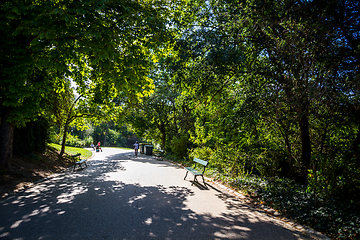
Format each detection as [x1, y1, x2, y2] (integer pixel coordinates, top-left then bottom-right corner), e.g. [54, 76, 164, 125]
[1, 0, 172, 125]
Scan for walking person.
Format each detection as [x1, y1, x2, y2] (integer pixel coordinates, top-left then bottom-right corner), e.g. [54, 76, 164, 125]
[133, 141, 139, 156]
[96, 141, 102, 152]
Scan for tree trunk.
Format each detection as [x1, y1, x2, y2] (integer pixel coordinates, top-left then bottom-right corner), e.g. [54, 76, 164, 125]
[0, 110, 14, 167]
[157, 121, 167, 149]
[104, 124, 109, 147]
[299, 112, 312, 180]
[59, 123, 69, 160]
[278, 123, 294, 178]
[351, 124, 360, 167]
[160, 122, 166, 148]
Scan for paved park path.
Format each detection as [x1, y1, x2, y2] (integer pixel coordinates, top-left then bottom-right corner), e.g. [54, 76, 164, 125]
[0, 148, 328, 239]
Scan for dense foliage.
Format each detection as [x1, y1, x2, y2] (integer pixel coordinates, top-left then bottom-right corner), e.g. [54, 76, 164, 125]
[2, 0, 359, 239]
[211, 174, 360, 240]
[13, 118, 49, 155]
[130, 0, 360, 201]
[50, 121, 138, 149]
[123, 1, 360, 238]
[0, 0, 174, 165]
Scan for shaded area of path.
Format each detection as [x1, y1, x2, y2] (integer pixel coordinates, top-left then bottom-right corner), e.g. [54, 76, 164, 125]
[0, 148, 322, 239]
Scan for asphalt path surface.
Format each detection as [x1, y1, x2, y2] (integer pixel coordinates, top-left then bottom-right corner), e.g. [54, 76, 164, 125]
[0, 148, 323, 239]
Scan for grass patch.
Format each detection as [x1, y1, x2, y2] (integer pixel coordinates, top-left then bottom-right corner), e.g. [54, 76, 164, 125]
[48, 143, 93, 159]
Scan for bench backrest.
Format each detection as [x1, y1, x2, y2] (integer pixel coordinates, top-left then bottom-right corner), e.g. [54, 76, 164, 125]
[194, 157, 208, 166]
[72, 153, 81, 157]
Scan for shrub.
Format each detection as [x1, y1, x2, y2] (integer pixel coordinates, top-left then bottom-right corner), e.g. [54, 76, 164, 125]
[170, 134, 191, 159]
[84, 136, 94, 147]
[65, 134, 84, 147]
[106, 129, 126, 147]
[49, 127, 61, 144]
[308, 154, 360, 201]
[230, 175, 360, 240]
[13, 118, 49, 155]
[189, 146, 213, 162]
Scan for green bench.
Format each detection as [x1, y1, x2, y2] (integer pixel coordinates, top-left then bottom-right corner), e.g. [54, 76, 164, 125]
[184, 157, 209, 186]
[71, 153, 88, 171]
[154, 149, 165, 161]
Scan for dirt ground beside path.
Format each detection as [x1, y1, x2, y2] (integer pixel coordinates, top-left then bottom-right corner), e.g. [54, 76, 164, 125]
[0, 150, 73, 197]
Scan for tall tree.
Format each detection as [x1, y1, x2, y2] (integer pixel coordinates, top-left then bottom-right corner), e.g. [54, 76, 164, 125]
[209, 0, 360, 179]
[0, 0, 172, 166]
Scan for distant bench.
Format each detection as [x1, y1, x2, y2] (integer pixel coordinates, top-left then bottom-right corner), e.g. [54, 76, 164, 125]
[154, 149, 165, 161]
[71, 153, 88, 171]
[184, 157, 209, 186]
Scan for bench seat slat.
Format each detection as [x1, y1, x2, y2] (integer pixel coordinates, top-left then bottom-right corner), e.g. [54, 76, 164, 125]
[184, 167, 202, 176]
[75, 159, 87, 164]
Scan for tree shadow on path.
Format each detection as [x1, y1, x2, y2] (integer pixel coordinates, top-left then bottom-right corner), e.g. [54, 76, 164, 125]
[0, 151, 313, 239]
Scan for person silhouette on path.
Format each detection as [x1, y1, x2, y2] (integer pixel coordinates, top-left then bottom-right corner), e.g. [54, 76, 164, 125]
[133, 141, 139, 156]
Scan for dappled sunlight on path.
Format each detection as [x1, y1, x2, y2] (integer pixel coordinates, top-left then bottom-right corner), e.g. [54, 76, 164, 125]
[0, 148, 315, 239]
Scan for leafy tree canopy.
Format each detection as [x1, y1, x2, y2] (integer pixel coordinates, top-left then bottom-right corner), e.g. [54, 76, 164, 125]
[0, 0, 194, 165]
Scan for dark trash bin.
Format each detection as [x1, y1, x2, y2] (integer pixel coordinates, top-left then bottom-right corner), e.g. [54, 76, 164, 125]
[144, 145, 153, 155]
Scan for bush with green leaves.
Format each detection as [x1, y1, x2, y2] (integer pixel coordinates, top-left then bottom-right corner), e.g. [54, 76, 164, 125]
[49, 127, 61, 145]
[190, 145, 252, 178]
[64, 134, 84, 147]
[170, 134, 191, 159]
[106, 129, 126, 147]
[84, 136, 94, 147]
[189, 146, 213, 162]
[308, 154, 360, 201]
[228, 175, 360, 240]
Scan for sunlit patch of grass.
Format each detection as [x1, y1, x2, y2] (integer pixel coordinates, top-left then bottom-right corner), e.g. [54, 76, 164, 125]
[48, 143, 92, 159]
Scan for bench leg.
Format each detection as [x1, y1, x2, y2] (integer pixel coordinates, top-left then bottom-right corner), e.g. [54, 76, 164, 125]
[81, 161, 87, 169]
[81, 162, 88, 169]
[191, 175, 198, 186]
[74, 161, 79, 171]
[202, 175, 206, 186]
[184, 171, 189, 180]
